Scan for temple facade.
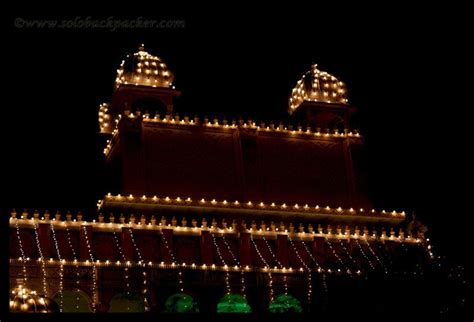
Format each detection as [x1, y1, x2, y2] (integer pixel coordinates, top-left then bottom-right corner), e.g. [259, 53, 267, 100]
[9, 45, 435, 314]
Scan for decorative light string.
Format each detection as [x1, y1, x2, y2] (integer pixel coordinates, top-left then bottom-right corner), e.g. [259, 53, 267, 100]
[261, 236, 288, 295]
[112, 231, 130, 296]
[32, 220, 48, 297]
[250, 236, 274, 302]
[321, 273, 329, 307]
[50, 222, 64, 312]
[288, 236, 312, 306]
[14, 218, 28, 285]
[211, 233, 232, 295]
[160, 229, 184, 292]
[65, 224, 82, 310]
[299, 237, 322, 270]
[221, 234, 246, 297]
[354, 239, 375, 270]
[81, 226, 98, 311]
[325, 238, 349, 272]
[128, 229, 149, 311]
[338, 240, 359, 272]
[364, 240, 388, 273]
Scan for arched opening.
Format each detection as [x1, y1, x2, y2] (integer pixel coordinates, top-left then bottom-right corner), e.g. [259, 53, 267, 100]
[268, 294, 303, 313]
[217, 293, 252, 313]
[53, 290, 92, 312]
[163, 293, 199, 313]
[109, 293, 146, 312]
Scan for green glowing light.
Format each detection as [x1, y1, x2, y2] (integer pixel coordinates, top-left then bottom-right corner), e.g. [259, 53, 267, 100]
[217, 293, 252, 313]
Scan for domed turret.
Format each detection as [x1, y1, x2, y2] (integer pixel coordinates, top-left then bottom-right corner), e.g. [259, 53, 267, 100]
[115, 44, 174, 89]
[289, 64, 348, 114]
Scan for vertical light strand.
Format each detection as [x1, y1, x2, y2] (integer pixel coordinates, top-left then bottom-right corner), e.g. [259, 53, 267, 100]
[299, 237, 322, 270]
[261, 236, 288, 295]
[128, 229, 149, 311]
[211, 233, 232, 295]
[50, 222, 64, 312]
[221, 234, 246, 297]
[321, 273, 329, 308]
[32, 220, 48, 297]
[112, 231, 130, 296]
[160, 229, 184, 292]
[65, 224, 82, 310]
[364, 240, 388, 273]
[250, 236, 274, 302]
[112, 231, 131, 311]
[288, 236, 312, 306]
[354, 239, 375, 270]
[82, 226, 98, 311]
[338, 240, 357, 273]
[14, 218, 28, 285]
[325, 237, 349, 272]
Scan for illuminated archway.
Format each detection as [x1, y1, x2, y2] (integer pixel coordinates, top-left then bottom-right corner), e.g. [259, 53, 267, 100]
[163, 293, 199, 313]
[53, 290, 92, 312]
[217, 293, 252, 313]
[109, 293, 146, 312]
[269, 294, 302, 313]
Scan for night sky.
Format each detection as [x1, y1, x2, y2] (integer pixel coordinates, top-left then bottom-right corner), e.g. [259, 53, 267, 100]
[4, 9, 470, 269]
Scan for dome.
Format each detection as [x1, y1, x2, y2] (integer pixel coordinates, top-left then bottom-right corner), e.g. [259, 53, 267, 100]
[115, 44, 174, 89]
[289, 64, 348, 114]
[10, 284, 60, 313]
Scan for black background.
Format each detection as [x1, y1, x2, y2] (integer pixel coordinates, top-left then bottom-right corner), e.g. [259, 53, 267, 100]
[2, 6, 471, 318]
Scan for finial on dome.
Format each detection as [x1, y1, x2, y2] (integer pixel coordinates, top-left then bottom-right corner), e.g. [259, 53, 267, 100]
[139, 43, 145, 51]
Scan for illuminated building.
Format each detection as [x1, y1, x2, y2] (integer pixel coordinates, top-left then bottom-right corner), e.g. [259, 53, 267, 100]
[9, 45, 439, 314]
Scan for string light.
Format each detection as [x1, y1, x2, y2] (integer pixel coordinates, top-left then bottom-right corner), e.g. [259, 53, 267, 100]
[160, 229, 184, 292]
[325, 237, 349, 272]
[50, 221, 64, 312]
[250, 236, 274, 301]
[112, 230, 131, 301]
[65, 224, 82, 310]
[288, 236, 312, 306]
[101, 194, 404, 221]
[364, 239, 387, 273]
[354, 239, 375, 270]
[221, 234, 246, 297]
[32, 220, 48, 297]
[82, 226, 98, 311]
[14, 217, 28, 285]
[261, 236, 288, 295]
[128, 229, 149, 311]
[211, 233, 231, 295]
[299, 237, 322, 270]
[337, 240, 358, 273]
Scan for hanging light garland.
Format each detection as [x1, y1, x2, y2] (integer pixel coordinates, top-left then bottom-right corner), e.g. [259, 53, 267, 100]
[81, 226, 98, 311]
[50, 221, 64, 312]
[261, 236, 288, 295]
[211, 233, 232, 295]
[299, 237, 322, 270]
[338, 240, 359, 272]
[160, 229, 184, 292]
[112, 231, 131, 296]
[354, 239, 375, 270]
[325, 238, 349, 272]
[364, 239, 388, 273]
[128, 229, 149, 311]
[65, 224, 82, 310]
[221, 234, 246, 297]
[288, 236, 312, 306]
[32, 220, 48, 297]
[14, 217, 28, 286]
[250, 236, 274, 302]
